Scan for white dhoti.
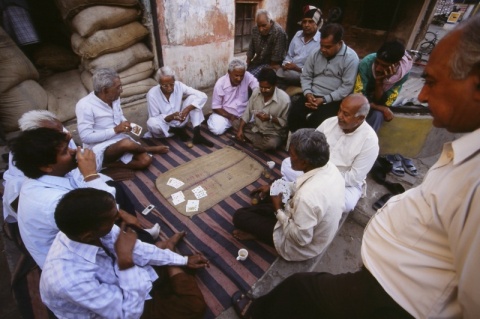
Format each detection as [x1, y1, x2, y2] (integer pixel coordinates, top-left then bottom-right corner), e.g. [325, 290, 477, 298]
[207, 113, 232, 135]
[88, 134, 135, 170]
[147, 95, 205, 138]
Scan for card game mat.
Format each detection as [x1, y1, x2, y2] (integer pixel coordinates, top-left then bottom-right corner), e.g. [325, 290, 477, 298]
[155, 146, 264, 217]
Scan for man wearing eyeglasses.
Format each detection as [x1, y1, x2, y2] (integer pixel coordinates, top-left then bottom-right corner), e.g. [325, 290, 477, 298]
[354, 40, 413, 132]
[288, 23, 359, 132]
[146, 66, 213, 147]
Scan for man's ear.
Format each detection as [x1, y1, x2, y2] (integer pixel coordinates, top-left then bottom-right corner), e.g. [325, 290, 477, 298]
[77, 231, 96, 244]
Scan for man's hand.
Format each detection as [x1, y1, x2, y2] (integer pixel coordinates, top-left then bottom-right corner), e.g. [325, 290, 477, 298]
[76, 147, 98, 179]
[283, 62, 301, 72]
[375, 64, 397, 82]
[118, 209, 142, 229]
[382, 107, 394, 121]
[271, 194, 283, 211]
[178, 105, 195, 121]
[255, 111, 270, 122]
[251, 184, 270, 200]
[236, 129, 245, 142]
[305, 94, 322, 110]
[165, 112, 183, 122]
[114, 121, 131, 134]
[115, 222, 137, 270]
[186, 253, 210, 269]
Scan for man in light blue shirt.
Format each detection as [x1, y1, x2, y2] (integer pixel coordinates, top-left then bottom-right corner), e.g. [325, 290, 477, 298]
[41, 188, 209, 319]
[276, 5, 322, 88]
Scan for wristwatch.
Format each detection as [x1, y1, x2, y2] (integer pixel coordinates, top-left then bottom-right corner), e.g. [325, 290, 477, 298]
[269, 114, 273, 122]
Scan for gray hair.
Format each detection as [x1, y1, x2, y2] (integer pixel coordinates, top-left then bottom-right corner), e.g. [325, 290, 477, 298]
[256, 9, 272, 23]
[18, 110, 59, 131]
[228, 59, 247, 72]
[450, 15, 480, 80]
[92, 68, 119, 93]
[290, 128, 329, 168]
[355, 100, 370, 117]
[154, 66, 176, 82]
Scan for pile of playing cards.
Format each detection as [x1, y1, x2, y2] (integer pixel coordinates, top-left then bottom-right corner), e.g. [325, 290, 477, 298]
[171, 190, 185, 205]
[167, 177, 184, 189]
[270, 178, 294, 204]
[192, 186, 207, 199]
[186, 200, 200, 213]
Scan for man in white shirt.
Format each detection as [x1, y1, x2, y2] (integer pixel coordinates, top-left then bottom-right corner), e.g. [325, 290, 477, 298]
[146, 66, 213, 147]
[12, 128, 158, 268]
[281, 94, 379, 213]
[41, 188, 209, 319]
[76, 68, 169, 171]
[207, 59, 259, 135]
[232, 15, 480, 319]
[233, 128, 344, 261]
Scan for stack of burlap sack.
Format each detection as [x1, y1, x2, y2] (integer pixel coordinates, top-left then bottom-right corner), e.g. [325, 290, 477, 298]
[57, 0, 157, 106]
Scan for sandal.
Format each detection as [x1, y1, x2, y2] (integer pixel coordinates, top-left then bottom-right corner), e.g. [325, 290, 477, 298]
[232, 291, 254, 319]
[397, 154, 418, 176]
[385, 154, 405, 177]
[372, 193, 393, 211]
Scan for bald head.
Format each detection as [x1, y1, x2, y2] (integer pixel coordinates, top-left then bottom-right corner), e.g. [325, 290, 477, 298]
[337, 94, 370, 133]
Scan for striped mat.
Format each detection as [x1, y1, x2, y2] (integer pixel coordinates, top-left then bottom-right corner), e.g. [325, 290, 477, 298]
[121, 126, 289, 318]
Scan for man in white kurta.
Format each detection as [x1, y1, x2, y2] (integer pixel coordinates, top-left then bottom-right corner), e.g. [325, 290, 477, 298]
[281, 94, 378, 212]
[146, 66, 213, 147]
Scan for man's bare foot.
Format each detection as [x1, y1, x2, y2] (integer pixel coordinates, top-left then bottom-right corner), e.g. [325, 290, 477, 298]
[156, 231, 186, 250]
[146, 145, 170, 154]
[232, 229, 256, 241]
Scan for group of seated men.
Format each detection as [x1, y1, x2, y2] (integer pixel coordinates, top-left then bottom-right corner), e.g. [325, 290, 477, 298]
[2, 5, 479, 319]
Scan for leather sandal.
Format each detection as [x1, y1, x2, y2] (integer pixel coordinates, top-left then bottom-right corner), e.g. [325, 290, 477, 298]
[372, 193, 393, 211]
[385, 154, 405, 177]
[232, 291, 254, 319]
[397, 154, 418, 176]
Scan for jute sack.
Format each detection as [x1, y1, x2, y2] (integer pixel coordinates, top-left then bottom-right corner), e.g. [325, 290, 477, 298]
[81, 60, 153, 92]
[41, 69, 88, 122]
[83, 42, 154, 72]
[32, 43, 80, 71]
[71, 5, 140, 37]
[55, 0, 138, 20]
[0, 80, 48, 132]
[121, 94, 146, 105]
[120, 78, 156, 98]
[0, 27, 39, 94]
[71, 22, 148, 59]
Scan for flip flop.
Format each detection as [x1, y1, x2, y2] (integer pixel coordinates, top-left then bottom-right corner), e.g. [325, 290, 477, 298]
[397, 154, 418, 176]
[385, 154, 405, 177]
[232, 291, 254, 319]
[372, 193, 393, 211]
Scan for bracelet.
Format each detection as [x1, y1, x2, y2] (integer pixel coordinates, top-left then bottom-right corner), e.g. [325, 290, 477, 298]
[83, 173, 99, 181]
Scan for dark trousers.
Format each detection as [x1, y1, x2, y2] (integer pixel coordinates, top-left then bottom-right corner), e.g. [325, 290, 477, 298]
[287, 95, 341, 132]
[106, 181, 155, 244]
[142, 272, 206, 319]
[251, 268, 414, 319]
[232, 203, 277, 246]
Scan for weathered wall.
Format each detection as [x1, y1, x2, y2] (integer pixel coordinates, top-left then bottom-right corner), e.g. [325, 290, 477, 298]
[155, 0, 289, 89]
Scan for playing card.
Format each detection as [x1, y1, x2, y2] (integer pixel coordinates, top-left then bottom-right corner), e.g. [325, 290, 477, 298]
[167, 177, 184, 189]
[192, 186, 205, 195]
[171, 191, 185, 205]
[194, 190, 207, 199]
[186, 200, 199, 213]
[270, 179, 294, 204]
[130, 123, 143, 136]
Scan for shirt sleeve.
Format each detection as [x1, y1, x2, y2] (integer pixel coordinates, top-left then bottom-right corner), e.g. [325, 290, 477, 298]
[76, 102, 117, 144]
[271, 28, 287, 63]
[301, 51, 317, 96]
[342, 137, 379, 187]
[277, 197, 318, 247]
[211, 79, 224, 110]
[382, 74, 409, 107]
[242, 89, 257, 123]
[246, 72, 259, 90]
[324, 51, 359, 104]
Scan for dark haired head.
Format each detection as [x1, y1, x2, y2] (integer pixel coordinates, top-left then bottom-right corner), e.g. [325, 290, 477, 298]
[290, 129, 329, 168]
[377, 40, 405, 64]
[11, 128, 69, 179]
[55, 188, 117, 238]
[320, 23, 344, 43]
[257, 67, 277, 85]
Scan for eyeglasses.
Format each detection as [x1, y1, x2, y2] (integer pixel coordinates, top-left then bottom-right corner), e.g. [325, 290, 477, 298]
[160, 83, 175, 89]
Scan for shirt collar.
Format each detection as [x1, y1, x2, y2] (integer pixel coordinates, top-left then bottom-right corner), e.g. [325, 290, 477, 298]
[300, 30, 320, 43]
[91, 91, 119, 109]
[295, 163, 329, 188]
[37, 174, 75, 189]
[59, 232, 100, 263]
[451, 127, 480, 165]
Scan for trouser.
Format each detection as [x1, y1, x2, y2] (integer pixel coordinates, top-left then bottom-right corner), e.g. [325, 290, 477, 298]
[251, 268, 414, 319]
[247, 63, 269, 78]
[366, 109, 384, 133]
[233, 203, 276, 246]
[275, 68, 301, 88]
[107, 181, 155, 244]
[146, 96, 205, 138]
[288, 95, 341, 132]
[142, 272, 206, 319]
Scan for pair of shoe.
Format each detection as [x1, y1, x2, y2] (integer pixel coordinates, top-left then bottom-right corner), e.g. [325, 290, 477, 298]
[144, 223, 160, 240]
[385, 154, 418, 177]
[232, 291, 254, 319]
